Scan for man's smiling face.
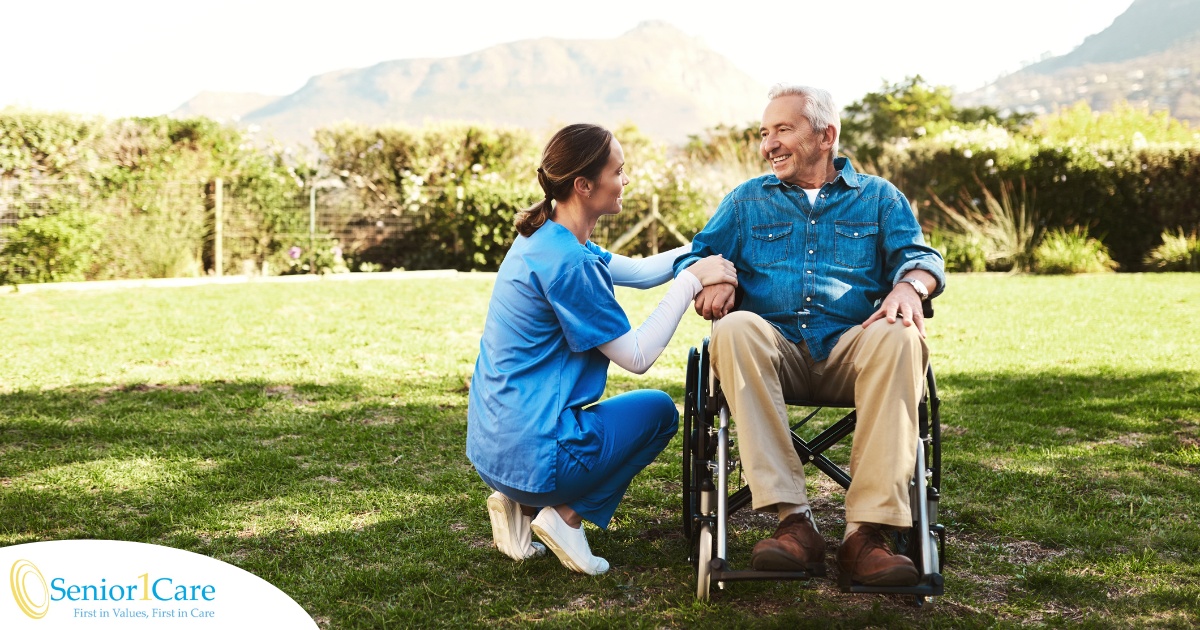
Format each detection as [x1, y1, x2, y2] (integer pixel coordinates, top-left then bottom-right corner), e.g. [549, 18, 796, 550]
[759, 94, 831, 188]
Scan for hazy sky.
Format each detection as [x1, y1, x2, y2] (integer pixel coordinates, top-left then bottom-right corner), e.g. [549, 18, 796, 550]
[2, 0, 1137, 118]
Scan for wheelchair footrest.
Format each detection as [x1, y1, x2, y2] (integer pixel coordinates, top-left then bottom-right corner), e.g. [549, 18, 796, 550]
[839, 572, 944, 596]
[709, 559, 822, 583]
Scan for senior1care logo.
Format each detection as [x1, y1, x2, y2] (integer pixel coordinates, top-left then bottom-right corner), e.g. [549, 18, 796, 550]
[1, 540, 317, 629]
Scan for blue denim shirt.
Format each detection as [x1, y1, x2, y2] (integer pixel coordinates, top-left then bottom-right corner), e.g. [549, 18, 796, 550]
[674, 158, 945, 362]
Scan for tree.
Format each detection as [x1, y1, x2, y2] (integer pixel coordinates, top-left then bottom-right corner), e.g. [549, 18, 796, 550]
[840, 76, 1030, 167]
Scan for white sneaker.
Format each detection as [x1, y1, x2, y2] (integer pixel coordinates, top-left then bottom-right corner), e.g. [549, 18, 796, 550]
[530, 507, 610, 575]
[486, 492, 547, 560]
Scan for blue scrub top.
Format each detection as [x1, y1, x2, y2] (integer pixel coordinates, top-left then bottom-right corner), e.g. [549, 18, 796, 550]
[466, 220, 632, 494]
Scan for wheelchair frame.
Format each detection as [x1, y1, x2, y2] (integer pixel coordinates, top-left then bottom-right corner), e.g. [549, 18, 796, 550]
[682, 337, 945, 605]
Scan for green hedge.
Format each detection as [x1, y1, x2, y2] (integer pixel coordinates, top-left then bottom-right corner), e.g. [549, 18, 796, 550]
[0, 111, 310, 284]
[5, 107, 1198, 284]
[881, 125, 1200, 271]
[314, 122, 721, 270]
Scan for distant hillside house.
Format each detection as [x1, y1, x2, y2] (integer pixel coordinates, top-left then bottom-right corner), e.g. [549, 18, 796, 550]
[956, 0, 1200, 124]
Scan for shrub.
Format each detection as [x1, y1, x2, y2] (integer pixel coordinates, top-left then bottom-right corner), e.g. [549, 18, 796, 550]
[928, 228, 987, 273]
[1031, 101, 1197, 146]
[876, 105, 1200, 271]
[1033, 226, 1117, 274]
[315, 122, 540, 271]
[1144, 228, 1200, 271]
[597, 124, 725, 256]
[929, 178, 1041, 272]
[0, 209, 101, 285]
[277, 237, 349, 275]
[0, 112, 314, 282]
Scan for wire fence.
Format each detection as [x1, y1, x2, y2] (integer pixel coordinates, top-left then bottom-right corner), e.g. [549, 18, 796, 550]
[0, 178, 684, 279]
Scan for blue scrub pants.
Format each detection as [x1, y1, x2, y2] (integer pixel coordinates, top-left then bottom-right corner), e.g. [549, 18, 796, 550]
[476, 389, 678, 529]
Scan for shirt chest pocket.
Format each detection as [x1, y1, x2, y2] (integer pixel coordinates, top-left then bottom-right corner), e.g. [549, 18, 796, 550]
[834, 222, 878, 269]
[750, 222, 792, 267]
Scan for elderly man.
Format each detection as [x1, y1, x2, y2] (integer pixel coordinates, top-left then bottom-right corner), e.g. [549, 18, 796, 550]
[673, 84, 945, 586]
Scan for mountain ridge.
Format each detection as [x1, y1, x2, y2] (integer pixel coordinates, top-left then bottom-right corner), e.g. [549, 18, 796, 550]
[957, 0, 1200, 123]
[172, 22, 769, 144]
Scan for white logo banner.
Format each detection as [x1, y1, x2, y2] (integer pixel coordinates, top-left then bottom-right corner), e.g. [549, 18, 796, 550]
[2, 540, 317, 628]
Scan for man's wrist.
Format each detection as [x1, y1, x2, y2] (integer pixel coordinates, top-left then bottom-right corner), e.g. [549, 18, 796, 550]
[896, 277, 930, 301]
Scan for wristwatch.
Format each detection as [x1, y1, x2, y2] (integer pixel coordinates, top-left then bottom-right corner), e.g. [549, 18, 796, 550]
[897, 278, 929, 301]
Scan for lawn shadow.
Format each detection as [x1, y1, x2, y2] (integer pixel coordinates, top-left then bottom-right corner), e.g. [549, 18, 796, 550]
[0, 376, 476, 544]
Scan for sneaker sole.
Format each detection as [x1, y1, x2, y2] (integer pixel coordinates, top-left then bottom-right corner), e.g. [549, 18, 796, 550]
[486, 494, 522, 560]
[530, 521, 605, 575]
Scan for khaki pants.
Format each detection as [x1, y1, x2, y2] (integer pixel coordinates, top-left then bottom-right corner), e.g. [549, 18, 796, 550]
[709, 311, 929, 528]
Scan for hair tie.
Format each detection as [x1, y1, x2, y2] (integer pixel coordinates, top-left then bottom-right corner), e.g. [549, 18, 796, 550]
[537, 166, 553, 203]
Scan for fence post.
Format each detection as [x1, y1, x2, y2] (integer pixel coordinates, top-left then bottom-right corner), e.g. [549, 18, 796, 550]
[309, 185, 317, 274]
[649, 194, 660, 255]
[214, 178, 224, 278]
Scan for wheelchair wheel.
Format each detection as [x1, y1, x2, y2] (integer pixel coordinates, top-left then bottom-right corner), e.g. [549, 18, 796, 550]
[682, 347, 700, 541]
[696, 521, 714, 600]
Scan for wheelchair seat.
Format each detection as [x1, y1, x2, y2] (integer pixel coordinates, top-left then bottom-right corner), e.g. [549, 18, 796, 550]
[682, 333, 945, 605]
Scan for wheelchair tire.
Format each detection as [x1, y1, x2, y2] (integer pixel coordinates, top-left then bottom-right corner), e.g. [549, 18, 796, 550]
[682, 347, 700, 541]
[695, 521, 714, 600]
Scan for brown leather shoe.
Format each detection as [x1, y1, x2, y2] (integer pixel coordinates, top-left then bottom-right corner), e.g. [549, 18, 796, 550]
[836, 526, 919, 586]
[750, 511, 827, 575]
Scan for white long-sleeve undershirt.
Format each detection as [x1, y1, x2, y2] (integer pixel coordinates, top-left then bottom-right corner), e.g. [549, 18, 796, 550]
[598, 269, 703, 374]
[607, 244, 691, 289]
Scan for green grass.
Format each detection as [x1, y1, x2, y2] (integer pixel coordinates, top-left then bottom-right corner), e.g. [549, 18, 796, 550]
[2, 273, 1199, 628]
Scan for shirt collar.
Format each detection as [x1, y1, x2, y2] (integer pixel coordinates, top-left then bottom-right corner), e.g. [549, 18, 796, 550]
[761, 156, 862, 191]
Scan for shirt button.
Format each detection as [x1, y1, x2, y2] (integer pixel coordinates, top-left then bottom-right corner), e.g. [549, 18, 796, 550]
[854, 232, 859, 236]
[810, 220, 816, 225]
[801, 324, 808, 329]
[806, 270, 813, 274]
[808, 249, 814, 254]
[768, 233, 773, 238]
[806, 297, 812, 302]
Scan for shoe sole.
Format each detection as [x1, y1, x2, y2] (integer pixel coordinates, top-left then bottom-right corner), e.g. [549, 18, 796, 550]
[486, 494, 522, 560]
[838, 565, 919, 587]
[750, 548, 827, 576]
[530, 521, 606, 575]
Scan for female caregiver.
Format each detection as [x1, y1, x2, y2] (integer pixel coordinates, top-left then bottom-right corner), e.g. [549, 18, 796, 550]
[466, 123, 737, 575]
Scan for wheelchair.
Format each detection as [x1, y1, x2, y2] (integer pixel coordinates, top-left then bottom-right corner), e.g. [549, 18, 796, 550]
[681, 320, 945, 605]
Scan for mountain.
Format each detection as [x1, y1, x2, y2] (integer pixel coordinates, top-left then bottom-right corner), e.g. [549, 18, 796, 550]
[172, 22, 768, 145]
[170, 91, 282, 122]
[956, 0, 1200, 123]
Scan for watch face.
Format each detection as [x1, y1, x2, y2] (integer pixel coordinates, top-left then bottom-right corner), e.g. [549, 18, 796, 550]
[908, 279, 927, 298]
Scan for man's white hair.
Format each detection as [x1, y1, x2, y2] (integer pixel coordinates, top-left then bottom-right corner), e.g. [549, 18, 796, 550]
[767, 83, 841, 157]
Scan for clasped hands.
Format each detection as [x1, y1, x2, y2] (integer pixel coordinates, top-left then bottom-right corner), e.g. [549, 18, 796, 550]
[683, 256, 737, 316]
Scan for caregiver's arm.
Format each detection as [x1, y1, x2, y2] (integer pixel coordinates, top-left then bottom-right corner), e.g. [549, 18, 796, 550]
[608, 244, 691, 289]
[599, 256, 735, 374]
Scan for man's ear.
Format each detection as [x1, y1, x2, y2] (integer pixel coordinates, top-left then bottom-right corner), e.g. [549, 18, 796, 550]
[820, 125, 837, 152]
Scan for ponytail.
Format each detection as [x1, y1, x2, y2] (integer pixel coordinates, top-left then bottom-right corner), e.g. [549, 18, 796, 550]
[514, 167, 555, 237]
[514, 199, 553, 237]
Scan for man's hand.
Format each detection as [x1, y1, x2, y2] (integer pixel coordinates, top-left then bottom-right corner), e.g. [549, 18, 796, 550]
[862, 273, 936, 337]
[693, 283, 736, 320]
